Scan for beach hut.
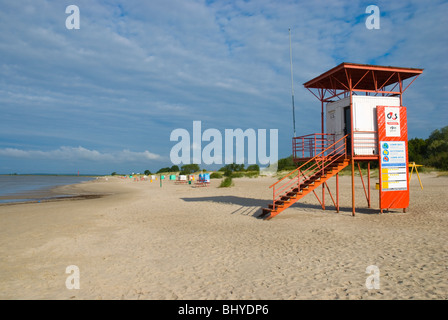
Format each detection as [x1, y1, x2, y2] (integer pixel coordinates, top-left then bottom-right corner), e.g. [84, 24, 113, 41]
[262, 63, 423, 219]
[195, 173, 210, 187]
[175, 175, 188, 184]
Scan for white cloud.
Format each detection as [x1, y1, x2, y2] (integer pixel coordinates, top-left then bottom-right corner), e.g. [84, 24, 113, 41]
[0, 0, 446, 173]
[0, 146, 162, 163]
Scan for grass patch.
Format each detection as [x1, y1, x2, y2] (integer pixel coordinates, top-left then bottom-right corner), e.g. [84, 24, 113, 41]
[230, 172, 245, 178]
[276, 170, 299, 180]
[219, 177, 234, 188]
[244, 171, 259, 178]
[210, 172, 223, 179]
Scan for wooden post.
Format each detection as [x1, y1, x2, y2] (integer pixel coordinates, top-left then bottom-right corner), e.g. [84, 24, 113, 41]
[349, 82, 355, 216]
[321, 99, 325, 210]
[367, 162, 371, 208]
[351, 158, 355, 216]
[322, 158, 325, 211]
[322, 184, 325, 210]
[336, 173, 339, 213]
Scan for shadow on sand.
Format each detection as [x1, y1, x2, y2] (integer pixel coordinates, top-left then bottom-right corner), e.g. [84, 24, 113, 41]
[181, 195, 381, 219]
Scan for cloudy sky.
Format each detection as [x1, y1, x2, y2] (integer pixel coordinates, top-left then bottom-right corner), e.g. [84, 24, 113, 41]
[0, 0, 447, 174]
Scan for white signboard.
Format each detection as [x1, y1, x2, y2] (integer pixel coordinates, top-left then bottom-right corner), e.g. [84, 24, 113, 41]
[385, 107, 400, 137]
[380, 141, 407, 191]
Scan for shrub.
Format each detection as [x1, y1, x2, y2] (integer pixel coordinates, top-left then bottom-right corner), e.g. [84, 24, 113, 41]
[245, 171, 259, 178]
[231, 172, 244, 178]
[220, 163, 245, 173]
[246, 164, 260, 172]
[210, 172, 223, 179]
[277, 155, 296, 171]
[219, 177, 233, 188]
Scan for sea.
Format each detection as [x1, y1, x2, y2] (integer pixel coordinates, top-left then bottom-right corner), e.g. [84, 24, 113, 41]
[0, 175, 96, 203]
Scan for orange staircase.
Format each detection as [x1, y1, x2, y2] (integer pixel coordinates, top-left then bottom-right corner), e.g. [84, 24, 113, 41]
[261, 135, 349, 220]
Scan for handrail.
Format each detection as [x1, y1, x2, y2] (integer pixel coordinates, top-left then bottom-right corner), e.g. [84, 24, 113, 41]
[293, 133, 332, 138]
[271, 134, 349, 189]
[293, 133, 335, 159]
[269, 134, 349, 211]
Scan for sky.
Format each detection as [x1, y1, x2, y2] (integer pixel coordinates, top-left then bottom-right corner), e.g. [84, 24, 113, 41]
[0, 0, 447, 175]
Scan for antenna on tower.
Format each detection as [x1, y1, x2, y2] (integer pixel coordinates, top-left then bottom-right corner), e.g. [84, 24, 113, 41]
[289, 28, 297, 138]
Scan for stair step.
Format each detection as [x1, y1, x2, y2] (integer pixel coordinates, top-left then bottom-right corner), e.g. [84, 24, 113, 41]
[269, 202, 285, 208]
[260, 208, 273, 217]
[268, 203, 287, 209]
[284, 193, 301, 199]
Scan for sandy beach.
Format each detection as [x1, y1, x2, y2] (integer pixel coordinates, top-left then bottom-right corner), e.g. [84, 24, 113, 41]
[0, 172, 447, 300]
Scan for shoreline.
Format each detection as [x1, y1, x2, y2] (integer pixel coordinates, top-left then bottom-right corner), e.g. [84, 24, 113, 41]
[0, 194, 106, 206]
[0, 176, 102, 205]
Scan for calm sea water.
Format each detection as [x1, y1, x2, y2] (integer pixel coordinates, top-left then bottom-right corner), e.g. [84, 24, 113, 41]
[0, 175, 96, 203]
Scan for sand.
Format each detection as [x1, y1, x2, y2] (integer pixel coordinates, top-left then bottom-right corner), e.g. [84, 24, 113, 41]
[0, 173, 447, 300]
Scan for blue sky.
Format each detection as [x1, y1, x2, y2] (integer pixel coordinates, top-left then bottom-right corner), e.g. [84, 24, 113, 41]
[0, 0, 447, 174]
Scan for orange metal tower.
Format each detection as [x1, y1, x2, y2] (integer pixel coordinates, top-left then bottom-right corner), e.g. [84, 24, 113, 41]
[261, 62, 423, 219]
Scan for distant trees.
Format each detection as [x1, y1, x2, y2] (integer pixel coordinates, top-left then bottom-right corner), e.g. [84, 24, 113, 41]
[246, 164, 260, 172]
[277, 156, 297, 171]
[156, 165, 180, 174]
[218, 163, 245, 176]
[180, 164, 200, 175]
[409, 125, 448, 170]
[408, 138, 427, 165]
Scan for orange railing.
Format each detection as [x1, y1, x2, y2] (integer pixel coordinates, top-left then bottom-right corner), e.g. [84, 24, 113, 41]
[292, 133, 335, 160]
[271, 135, 349, 211]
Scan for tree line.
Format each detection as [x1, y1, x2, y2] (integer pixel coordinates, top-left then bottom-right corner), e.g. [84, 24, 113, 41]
[408, 125, 448, 170]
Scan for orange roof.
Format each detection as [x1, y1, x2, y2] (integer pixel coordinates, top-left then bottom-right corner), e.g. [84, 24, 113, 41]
[303, 62, 423, 91]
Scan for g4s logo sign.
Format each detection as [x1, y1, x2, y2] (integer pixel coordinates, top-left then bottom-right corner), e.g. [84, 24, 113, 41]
[387, 112, 398, 121]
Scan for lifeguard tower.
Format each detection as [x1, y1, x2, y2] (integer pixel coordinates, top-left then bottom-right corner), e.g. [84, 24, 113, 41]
[261, 62, 423, 219]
